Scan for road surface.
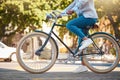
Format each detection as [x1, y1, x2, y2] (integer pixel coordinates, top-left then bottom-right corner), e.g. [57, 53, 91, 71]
[0, 61, 120, 80]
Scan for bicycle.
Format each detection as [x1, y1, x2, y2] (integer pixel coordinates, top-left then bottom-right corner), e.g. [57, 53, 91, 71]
[16, 10, 120, 74]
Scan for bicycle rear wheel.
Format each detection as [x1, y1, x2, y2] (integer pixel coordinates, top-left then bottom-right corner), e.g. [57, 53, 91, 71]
[83, 32, 120, 73]
[16, 32, 58, 74]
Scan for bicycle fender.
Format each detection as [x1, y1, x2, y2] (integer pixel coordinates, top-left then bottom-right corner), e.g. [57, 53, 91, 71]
[90, 32, 119, 46]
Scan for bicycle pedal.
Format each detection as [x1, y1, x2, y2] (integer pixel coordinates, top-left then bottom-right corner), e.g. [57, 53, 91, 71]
[35, 51, 41, 56]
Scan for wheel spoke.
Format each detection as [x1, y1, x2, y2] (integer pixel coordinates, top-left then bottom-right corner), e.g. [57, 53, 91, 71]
[17, 32, 58, 73]
[83, 33, 120, 73]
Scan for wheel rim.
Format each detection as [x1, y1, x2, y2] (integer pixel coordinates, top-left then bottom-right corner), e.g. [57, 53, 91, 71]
[83, 34, 120, 73]
[17, 32, 58, 73]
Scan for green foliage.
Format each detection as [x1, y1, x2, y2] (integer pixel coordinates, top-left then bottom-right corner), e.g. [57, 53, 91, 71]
[0, 0, 74, 40]
[0, 0, 120, 40]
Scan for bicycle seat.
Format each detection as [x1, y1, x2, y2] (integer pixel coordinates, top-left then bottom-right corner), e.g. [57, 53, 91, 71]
[91, 23, 99, 29]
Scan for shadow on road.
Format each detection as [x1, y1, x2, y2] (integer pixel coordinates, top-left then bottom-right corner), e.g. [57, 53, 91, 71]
[0, 68, 120, 80]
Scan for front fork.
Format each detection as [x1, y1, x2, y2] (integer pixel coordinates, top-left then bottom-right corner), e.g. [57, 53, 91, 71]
[35, 31, 52, 56]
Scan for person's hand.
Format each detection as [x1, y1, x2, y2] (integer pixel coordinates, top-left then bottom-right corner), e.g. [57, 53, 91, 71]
[57, 15, 62, 18]
[66, 10, 74, 15]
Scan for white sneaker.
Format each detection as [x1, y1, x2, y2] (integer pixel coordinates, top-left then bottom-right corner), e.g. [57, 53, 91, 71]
[79, 38, 93, 50]
[73, 65, 88, 73]
[74, 50, 82, 56]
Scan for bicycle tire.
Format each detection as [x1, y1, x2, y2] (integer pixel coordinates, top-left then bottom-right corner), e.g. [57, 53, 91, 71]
[83, 32, 120, 73]
[16, 32, 58, 74]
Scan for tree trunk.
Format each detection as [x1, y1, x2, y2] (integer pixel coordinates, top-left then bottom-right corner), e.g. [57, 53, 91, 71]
[108, 15, 120, 39]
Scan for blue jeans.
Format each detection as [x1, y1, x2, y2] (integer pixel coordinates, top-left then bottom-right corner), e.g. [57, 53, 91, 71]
[66, 15, 97, 44]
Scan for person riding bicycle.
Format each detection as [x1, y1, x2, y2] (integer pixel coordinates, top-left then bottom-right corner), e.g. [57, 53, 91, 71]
[58, 0, 98, 73]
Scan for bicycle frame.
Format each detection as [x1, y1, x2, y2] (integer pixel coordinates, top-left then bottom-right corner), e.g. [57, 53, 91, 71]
[35, 21, 105, 57]
[35, 10, 104, 57]
[35, 22, 79, 56]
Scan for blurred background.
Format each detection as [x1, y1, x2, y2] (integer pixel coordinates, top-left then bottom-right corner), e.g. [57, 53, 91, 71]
[0, 0, 120, 53]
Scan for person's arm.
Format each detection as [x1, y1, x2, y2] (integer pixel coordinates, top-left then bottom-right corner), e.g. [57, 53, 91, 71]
[71, 0, 89, 11]
[60, 0, 76, 16]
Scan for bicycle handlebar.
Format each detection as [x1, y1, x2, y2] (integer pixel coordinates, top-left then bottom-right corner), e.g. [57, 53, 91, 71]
[46, 10, 66, 22]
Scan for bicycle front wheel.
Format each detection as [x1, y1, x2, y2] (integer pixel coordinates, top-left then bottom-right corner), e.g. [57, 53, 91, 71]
[83, 32, 120, 73]
[16, 32, 58, 74]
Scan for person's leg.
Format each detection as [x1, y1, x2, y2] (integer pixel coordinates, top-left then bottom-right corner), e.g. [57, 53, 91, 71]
[66, 16, 97, 73]
[66, 16, 97, 39]
[66, 16, 86, 39]
[66, 16, 97, 50]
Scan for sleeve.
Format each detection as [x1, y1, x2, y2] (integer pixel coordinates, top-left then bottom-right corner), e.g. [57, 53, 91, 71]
[71, 0, 89, 11]
[60, 0, 76, 16]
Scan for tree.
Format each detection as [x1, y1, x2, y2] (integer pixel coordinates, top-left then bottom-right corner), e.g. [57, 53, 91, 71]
[1, 0, 120, 46]
[0, 0, 72, 38]
[95, 0, 120, 39]
[0, 0, 73, 45]
[0, 1, 39, 39]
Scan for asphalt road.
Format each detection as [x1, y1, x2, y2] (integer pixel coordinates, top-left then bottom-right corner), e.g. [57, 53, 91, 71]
[0, 61, 120, 80]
